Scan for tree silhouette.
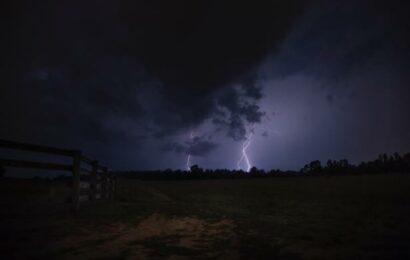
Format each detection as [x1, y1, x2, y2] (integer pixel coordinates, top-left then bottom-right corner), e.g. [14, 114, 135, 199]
[250, 166, 258, 174]
[302, 160, 322, 174]
[190, 164, 203, 173]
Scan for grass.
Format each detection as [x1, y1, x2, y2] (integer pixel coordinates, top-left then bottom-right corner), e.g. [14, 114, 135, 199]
[1, 174, 410, 259]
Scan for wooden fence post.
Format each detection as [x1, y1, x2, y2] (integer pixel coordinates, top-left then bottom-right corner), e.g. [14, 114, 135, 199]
[100, 167, 105, 199]
[72, 151, 81, 212]
[103, 167, 109, 198]
[91, 161, 98, 201]
[110, 174, 116, 199]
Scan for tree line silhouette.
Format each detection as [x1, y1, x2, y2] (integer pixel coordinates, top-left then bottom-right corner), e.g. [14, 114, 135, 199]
[115, 152, 410, 180]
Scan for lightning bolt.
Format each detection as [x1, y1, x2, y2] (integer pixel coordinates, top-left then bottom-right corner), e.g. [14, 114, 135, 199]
[237, 132, 253, 172]
[186, 131, 194, 171]
[186, 154, 191, 171]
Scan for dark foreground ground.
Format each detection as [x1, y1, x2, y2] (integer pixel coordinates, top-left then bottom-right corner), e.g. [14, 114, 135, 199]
[1, 174, 410, 259]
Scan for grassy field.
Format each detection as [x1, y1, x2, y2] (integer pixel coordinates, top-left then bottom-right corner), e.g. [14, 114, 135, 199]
[1, 174, 410, 259]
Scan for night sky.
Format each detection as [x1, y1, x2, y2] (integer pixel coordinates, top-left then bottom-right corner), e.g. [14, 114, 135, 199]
[2, 0, 410, 171]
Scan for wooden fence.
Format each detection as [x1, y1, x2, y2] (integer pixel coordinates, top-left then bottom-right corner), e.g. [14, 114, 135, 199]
[0, 139, 115, 211]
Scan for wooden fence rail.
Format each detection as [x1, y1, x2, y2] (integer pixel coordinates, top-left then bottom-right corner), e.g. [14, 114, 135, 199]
[0, 139, 115, 211]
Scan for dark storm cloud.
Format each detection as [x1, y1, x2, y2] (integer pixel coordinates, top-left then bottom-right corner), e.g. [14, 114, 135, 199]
[326, 94, 334, 105]
[2, 0, 310, 132]
[244, 83, 263, 100]
[266, 0, 410, 81]
[212, 85, 265, 140]
[0, 57, 152, 149]
[5, 0, 310, 86]
[161, 142, 186, 154]
[188, 141, 218, 157]
[161, 135, 218, 157]
[127, 0, 309, 139]
[259, 0, 410, 132]
[129, 0, 310, 94]
[2, 0, 317, 169]
[79, 59, 146, 117]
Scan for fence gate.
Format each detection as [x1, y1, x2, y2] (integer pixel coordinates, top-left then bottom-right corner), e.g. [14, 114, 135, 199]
[0, 139, 115, 211]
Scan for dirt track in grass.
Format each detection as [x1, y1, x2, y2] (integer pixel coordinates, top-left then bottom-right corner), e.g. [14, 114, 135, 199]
[51, 214, 238, 259]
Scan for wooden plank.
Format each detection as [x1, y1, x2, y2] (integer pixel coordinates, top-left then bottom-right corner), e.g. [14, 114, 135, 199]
[0, 139, 77, 157]
[0, 158, 72, 171]
[80, 168, 92, 175]
[79, 181, 90, 189]
[79, 195, 90, 202]
[72, 151, 81, 212]
[98, 165, 108, 171]
[81, 155, 94, 165]
[79, 192, 103, 199]
[79, 189, 91, 195]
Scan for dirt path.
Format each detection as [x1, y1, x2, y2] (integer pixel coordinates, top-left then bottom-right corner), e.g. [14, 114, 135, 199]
[51, 214, 238, 259]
